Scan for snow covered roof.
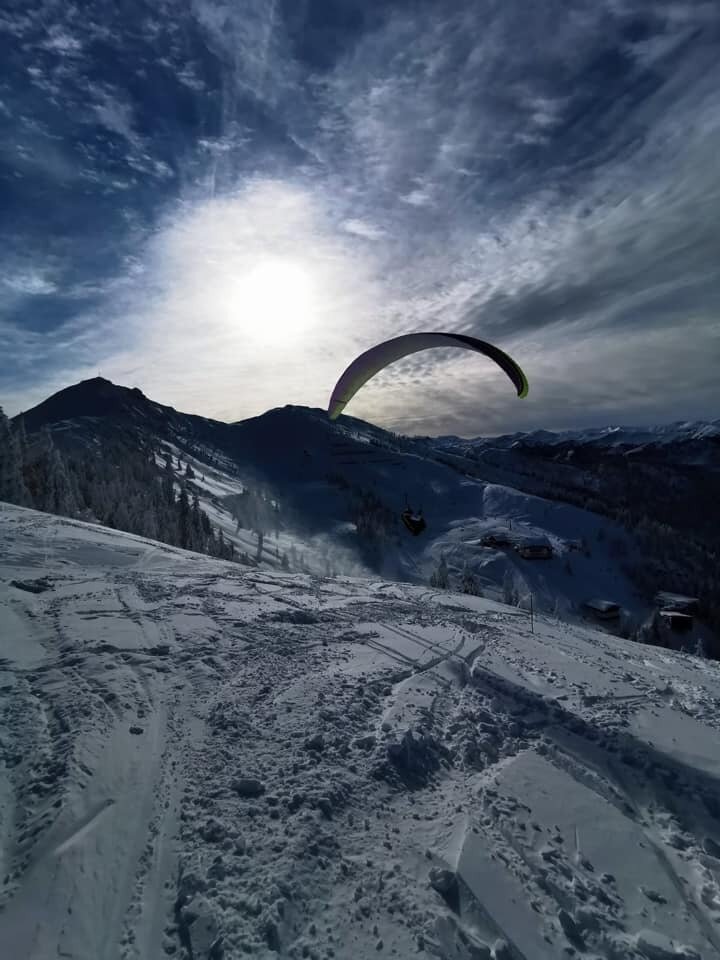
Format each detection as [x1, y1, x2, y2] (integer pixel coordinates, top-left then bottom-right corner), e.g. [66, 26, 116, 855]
[583, 598, 620, 613]
[656, 591, 698, 603]
[655, 592, 699, 611]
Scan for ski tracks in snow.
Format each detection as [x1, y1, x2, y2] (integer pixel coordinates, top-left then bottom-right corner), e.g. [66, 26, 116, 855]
[2, 508, 720, 959]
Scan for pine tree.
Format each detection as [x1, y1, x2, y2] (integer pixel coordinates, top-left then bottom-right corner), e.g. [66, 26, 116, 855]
[25, 427, 75, 516]
[0, 407, 19, 503]
[15, 416, 27, 460]
[11, 427, 30, 505]
[430, 556, 449, 590]
[178, 486, 191, 549]
[207, 529, 217, 556]
[162, 455, 175, 507]
[461, 562, 481, 596]
[281, 552, 290, 570]
[191, 493, 204, 551]
[112, 499, 131, 532]
[48, 444, 77, 516]
[142, 506, 159, 541]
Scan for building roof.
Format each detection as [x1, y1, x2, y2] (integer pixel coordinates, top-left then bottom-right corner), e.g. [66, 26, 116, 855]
[583, 598, 620, 612]
[656, 591, 699, 607]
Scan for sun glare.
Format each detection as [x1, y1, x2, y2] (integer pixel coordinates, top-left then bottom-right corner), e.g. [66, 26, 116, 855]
[234, 259, 315, 344]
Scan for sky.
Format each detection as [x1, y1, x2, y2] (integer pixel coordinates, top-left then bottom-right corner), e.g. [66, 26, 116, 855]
[1, 0, 719, 437]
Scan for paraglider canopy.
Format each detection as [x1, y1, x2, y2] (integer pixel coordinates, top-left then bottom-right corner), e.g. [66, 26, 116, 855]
[327, 332, 528, 421]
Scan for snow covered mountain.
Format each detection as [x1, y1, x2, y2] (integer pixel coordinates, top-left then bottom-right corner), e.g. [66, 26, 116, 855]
[2, 504, 720, 960]
[8, 377, 720, 656]
[17, 376, 241, 455]
[4, 381, 641, 628]
[435, 420, 720, 454]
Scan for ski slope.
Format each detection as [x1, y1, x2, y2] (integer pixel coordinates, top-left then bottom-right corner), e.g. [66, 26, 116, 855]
[155, 425, 658, 639]
[153, 440, 373, 582]
[2, 503, 720, 959]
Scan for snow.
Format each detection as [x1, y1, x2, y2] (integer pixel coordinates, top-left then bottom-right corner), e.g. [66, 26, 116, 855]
[92, 405, 697, 649]
[439, 419, 720, 451]
[2, 501, 720, 959]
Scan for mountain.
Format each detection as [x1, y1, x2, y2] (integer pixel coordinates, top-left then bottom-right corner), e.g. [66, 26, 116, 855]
[7, 377, 720, 656]
[2, 504, 720, 959]
[435, 419, 720, 464]
[17, 376, 237, 453]
[518, 420, 720, 449]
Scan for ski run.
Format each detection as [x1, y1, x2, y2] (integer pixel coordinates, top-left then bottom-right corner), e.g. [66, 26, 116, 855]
[2, 502, 720, 960]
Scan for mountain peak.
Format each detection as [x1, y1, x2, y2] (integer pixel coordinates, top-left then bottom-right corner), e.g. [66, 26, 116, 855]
[79, 375, 114, 386]
[15, 376, 155, 433]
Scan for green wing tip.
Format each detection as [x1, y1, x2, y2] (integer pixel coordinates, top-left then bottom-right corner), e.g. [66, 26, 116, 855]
[517, 369, 529, 398]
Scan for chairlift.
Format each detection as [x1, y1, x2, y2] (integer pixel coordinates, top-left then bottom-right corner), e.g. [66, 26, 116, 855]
[401, 493, 427, 536]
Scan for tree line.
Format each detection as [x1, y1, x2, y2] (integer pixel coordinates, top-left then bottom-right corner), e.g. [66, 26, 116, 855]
[0, 408, 238, 563]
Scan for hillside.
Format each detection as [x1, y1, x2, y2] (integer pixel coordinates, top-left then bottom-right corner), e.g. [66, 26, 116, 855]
[5, 378, 719, 653]
[2, 505, 720, 959]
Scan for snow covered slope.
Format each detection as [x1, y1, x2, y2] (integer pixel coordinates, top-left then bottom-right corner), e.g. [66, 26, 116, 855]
[14, 378, 718, 650]
[3, 503, 720, 960]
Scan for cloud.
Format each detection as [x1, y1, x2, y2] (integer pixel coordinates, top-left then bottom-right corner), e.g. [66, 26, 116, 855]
[2, 270, 58, 296]
[41, 25, 83, 56]
[92, 91, 137, 142]
[1, 0, 719, 436]
[341, 218, 385, 240]
[399, 188, 433, 208]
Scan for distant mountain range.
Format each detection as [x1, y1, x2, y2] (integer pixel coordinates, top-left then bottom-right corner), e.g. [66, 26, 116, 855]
[433, 419, 720, 465]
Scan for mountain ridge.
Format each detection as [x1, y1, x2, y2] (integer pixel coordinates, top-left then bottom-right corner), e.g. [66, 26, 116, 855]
[15, 375, 720, 450]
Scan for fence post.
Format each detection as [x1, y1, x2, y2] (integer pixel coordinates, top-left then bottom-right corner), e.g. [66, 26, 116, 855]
[530, 593, 534, 634]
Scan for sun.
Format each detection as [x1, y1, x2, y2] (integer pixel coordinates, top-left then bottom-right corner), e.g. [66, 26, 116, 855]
[235, 258, 315, 344]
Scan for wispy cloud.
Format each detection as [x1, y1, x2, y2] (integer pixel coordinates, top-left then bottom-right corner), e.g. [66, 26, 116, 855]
[341, 219, 385, 240]
[92, 90, 137, 143]
[1, 0, 718, 434]
[2, 270, 58, 296]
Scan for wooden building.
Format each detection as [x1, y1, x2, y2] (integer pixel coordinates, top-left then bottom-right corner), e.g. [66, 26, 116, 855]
[582, 598, 621, 621]
[515, 537, 553, 559]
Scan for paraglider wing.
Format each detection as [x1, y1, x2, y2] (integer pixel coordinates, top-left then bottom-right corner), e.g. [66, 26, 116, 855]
[327, 332, 528, 420]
